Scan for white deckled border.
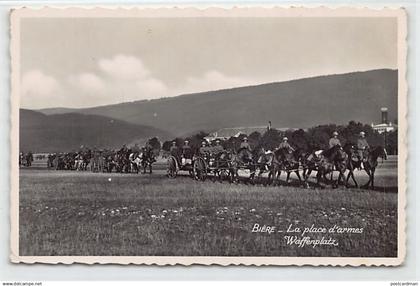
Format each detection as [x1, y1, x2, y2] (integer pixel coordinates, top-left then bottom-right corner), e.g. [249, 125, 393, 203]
[9, 5, 408, 266]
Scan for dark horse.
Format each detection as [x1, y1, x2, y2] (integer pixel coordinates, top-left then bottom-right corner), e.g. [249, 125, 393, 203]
[269, 147, 304, 186]
[252, 147, 275, 185]
[212, 150, 236, 182]
[342, 143, 360, 188]
[343, 144, 387, 189]
[303, 145, 348, 188]
[230, 147, 257, 184]
[140, 148, 156, 174]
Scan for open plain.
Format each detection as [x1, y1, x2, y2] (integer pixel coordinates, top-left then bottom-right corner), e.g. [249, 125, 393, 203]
[19, 156, 398, 257]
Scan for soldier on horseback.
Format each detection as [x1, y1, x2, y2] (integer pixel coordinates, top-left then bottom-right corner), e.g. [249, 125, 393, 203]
[240, 136, 251, 151]
[329, 131, 341, 148]
[357, 131, 370, 169]
[238, 137, 253, 163]
[278, 137, 295, 153]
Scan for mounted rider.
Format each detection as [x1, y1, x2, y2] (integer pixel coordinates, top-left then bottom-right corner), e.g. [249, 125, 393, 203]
[145, 140, 155, 158]
[357, 131, 370, 168]
[240, 136, 252, 151]
[239, 137, 253, 162]
[329, 131, 341, 148]
[278, 137, 295, 153]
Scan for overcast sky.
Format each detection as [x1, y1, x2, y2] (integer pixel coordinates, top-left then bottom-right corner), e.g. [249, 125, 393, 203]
[20, 17, 397, 109]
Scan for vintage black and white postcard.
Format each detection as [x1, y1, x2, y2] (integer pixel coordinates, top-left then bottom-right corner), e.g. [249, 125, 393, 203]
[10, 6, 407, 265]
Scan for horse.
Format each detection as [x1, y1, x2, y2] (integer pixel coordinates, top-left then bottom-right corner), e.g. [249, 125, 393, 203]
[230, 147, 257, 184]
[351, 145, 387, 189]
[270, 147, 304, 186]
[115, 151, 130, 173]
[342, 143, 360, 188]
[22, 152, 33, 167]
[140, 148, 156, 174]
[103, 153, 116, 173]
[252, 148, 276, 185]
[74, 153, 84, 171]
[129, 152, 142, 173]
[303, 145, 348, 188]
[212, 150, 236, 182]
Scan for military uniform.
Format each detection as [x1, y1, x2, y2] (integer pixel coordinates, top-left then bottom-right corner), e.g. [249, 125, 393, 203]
[182, 144, 193, 159]
[170, 145, 178, 157]
[240, 142, 251, 151]
[199, 145, 209, 156]
[278, 141, 294, 152]
[329, 137, 341, 148]
[213, 143, 224, 153]
[357, 138, 369, 161]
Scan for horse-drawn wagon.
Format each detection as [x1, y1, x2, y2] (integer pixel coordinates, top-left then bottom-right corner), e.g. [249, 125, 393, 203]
[166, 154, 195, 179]
[167, 149, 234, 182]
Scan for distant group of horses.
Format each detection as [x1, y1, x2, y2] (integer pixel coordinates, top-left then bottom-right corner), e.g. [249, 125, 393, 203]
[184, 143, 388, 190]
[20, 141, 388, 189]
[19, 152, 34, 167]
[22, 148, 157, 174]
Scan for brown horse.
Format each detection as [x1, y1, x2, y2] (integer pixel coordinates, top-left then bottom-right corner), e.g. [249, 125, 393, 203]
[140, 148, 156, 174]
[269, 147, 304, 186]
[342, 143, 360, 187]
[303, 145, 348, 188]
[345, 145, 387, 189]
[230, 147, 257, 184]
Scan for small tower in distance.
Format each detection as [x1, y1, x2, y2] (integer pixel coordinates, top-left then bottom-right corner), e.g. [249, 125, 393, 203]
[381, 107, 389, 124]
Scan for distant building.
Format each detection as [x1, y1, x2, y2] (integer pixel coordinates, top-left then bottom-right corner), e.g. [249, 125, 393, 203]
[371, 107, 397, 134]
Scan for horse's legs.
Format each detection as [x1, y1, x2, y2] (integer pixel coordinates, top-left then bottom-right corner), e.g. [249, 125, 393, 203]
[304, 168, 313, 186]
[363, 167, 372, 188]
[316, 170, 323, 187]
[257, 169, 264, 185]
[285, 171, 290, 184]
[371, 167, 376, 189]
[296, 170, 302, 183]
[233, 168, 239, 183]
[346, 168, 358, 188]
[333, 172, 341, 188]
[335, 170, 346, 188]
[276, 170, 282, 185]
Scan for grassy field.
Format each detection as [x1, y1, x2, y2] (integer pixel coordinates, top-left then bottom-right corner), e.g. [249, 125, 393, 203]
[19, 157, 398, 257]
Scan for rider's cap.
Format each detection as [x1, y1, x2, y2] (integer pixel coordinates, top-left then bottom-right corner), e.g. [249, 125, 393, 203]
[333, 131, 338, 136]
[243, 137, 248, 141]
[283, 137, 288, 140]
[360, 131, 365, 136]
[172, 141, 176, 144]
[184, 140, 189, 143]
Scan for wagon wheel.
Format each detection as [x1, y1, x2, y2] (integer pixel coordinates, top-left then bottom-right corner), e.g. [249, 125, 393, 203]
[167, 156, 178, 178]
[193, 157, 207, 181]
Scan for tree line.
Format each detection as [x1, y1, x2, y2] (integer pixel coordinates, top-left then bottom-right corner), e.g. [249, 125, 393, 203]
[162, 121, 398, 155]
